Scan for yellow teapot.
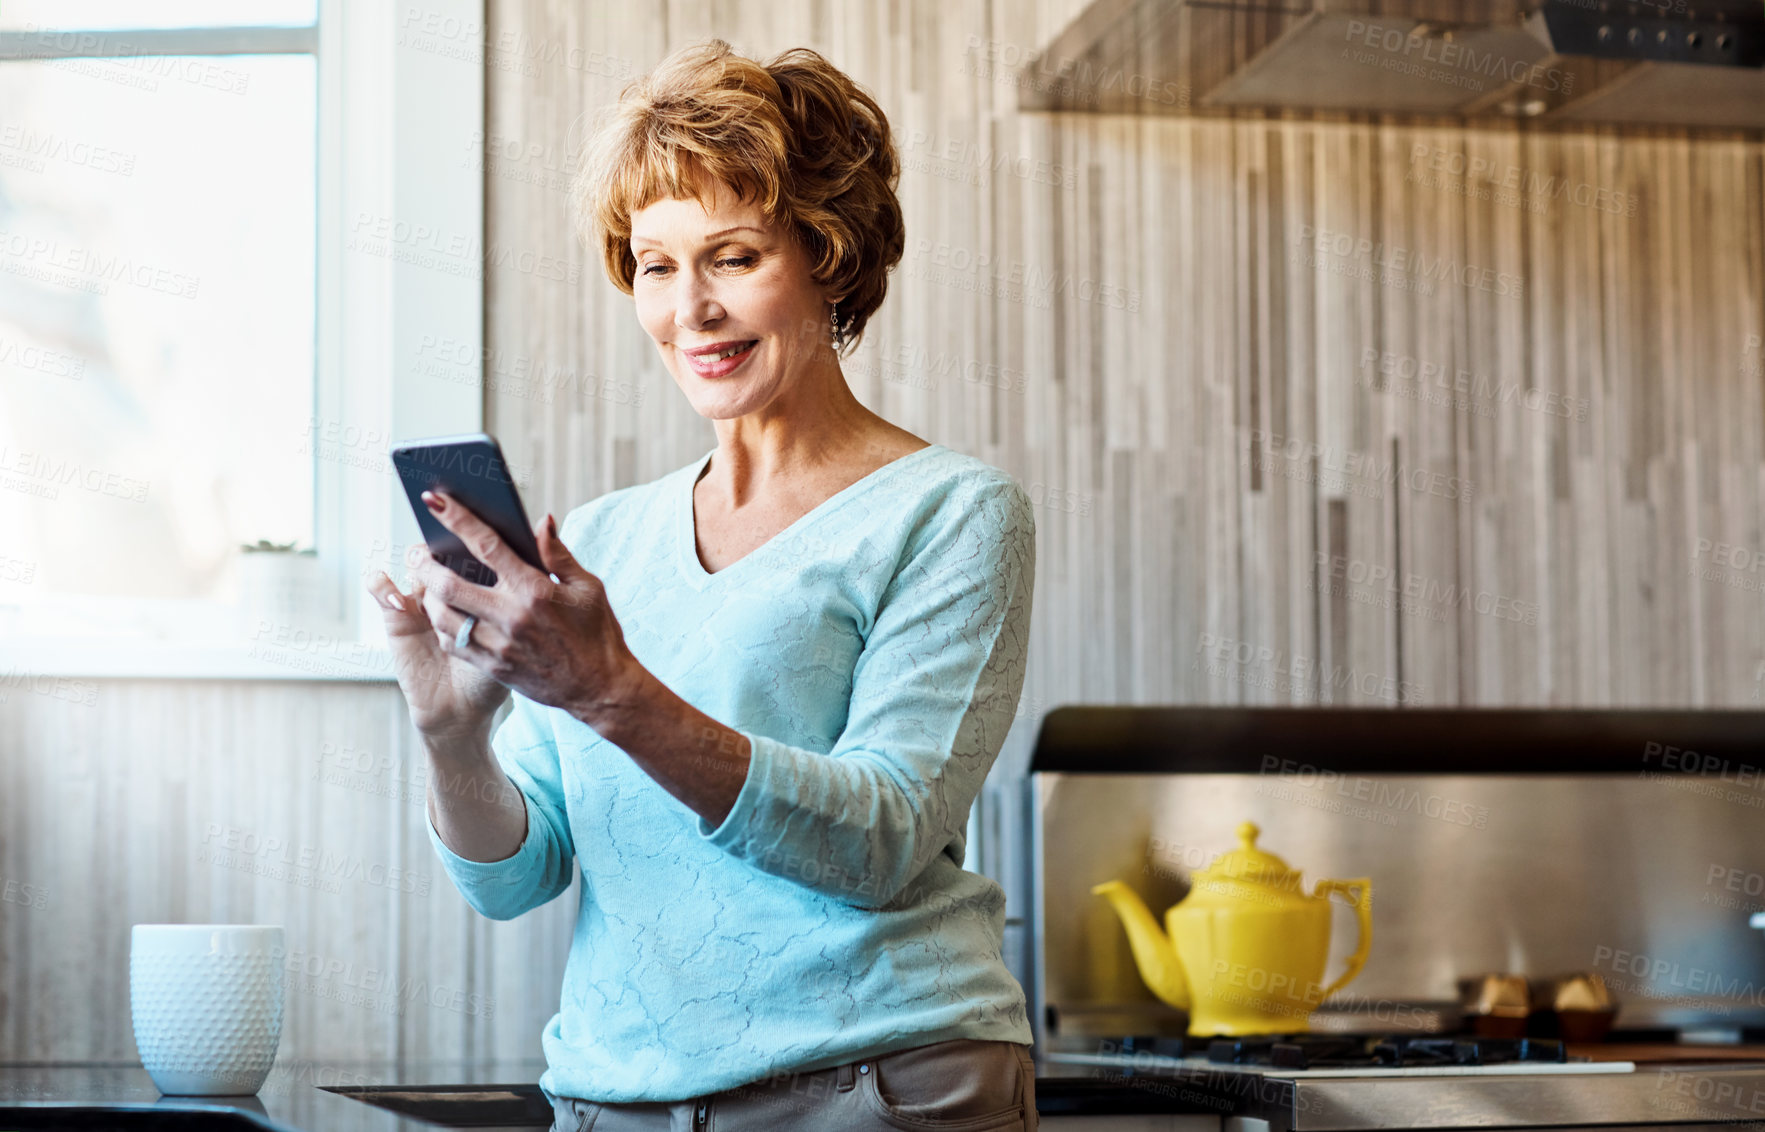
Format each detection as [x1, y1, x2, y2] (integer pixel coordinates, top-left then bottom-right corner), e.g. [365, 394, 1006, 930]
[1091, 821, 1372, 1036]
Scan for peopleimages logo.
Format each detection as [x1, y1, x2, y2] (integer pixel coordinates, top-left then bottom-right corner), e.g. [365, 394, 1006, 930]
[1360, 348, 1589, 422]
[0, 125, 137, 177]
[0, 336, 85, 381]
[0, 445, 150, 503]
[1593, 944, 1765, 1008]
[13, 24, 251, 94]
[1342, 19, 1573, 95]
[1249, 428, 1473, 501]
[1259, 755, 1491, 828]
[961, 35, 1188, 108]
[274, 944, 494, 1019]
[1640, 740, 1765, 791]
[894, 128, 1078, 191]
[1314, 552, 1538, 625]
[1406, 144, 1637, 218]
[0, 229, 200, 299]
[1193, 632, 1429, 704]
[1295, 225, 1523, 299]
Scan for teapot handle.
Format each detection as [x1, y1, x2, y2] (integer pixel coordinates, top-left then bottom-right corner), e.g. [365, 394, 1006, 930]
[1313, 878, 1373, 1001]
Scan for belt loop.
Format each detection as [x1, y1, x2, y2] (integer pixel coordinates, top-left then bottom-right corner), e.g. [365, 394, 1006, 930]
[836, 1061, 856, 1092]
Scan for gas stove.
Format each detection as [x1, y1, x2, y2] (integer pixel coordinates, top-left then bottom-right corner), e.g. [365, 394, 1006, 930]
[1050, 1032, 1637, 1079]
[1026, 709, 1765, 1128]
[1205, 1034, 1573, 1069]
[1037, 1032, 1765, 1130]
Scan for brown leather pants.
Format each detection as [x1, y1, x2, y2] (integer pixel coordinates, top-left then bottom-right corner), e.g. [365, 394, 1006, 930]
[549, 1038, 1038, 1131]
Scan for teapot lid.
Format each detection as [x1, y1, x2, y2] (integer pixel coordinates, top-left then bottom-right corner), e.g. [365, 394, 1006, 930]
[1195, 822, 1300, 886]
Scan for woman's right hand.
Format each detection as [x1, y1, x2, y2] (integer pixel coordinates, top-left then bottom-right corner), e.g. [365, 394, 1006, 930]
[367, 556, 510, 742]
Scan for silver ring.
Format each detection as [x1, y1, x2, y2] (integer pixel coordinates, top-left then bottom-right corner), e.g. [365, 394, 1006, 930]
[454, 615, 477, 651]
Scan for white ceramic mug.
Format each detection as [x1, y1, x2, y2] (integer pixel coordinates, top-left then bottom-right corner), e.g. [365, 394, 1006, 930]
[130, 924, 285, 1095]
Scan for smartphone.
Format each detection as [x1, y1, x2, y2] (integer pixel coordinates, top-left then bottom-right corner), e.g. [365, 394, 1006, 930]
[390, 432, 545, 588]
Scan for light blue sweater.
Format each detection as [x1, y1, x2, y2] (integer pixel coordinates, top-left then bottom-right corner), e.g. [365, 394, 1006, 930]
[425, 442, 1038, 1104]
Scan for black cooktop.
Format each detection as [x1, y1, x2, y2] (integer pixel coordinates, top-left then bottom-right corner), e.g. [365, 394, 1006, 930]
[1114, 1033, 1574, 1070]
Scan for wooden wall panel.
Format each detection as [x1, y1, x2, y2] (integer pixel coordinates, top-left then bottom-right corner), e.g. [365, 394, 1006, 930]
[0, 682, 576, 1063]
[4, 0, 1762, 1066]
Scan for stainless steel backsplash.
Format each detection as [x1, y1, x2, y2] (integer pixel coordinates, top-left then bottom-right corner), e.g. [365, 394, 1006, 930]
[1030, 771, 1765, 1047]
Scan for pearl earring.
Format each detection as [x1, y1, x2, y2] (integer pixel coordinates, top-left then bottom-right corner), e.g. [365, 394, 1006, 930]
[829, 302, 846, 351]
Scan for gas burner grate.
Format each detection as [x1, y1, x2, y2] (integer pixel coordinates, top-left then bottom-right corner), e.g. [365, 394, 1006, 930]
[1372, 1037, 1567, 1067]
[1191, 1034, 1569, 1070]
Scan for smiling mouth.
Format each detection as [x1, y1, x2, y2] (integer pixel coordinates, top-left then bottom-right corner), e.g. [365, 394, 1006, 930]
[684, 340, 759, 370]
[694, 341, 756, 361]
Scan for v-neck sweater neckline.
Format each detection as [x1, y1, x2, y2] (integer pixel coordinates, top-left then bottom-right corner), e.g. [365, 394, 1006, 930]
[676, 443, 945, 585]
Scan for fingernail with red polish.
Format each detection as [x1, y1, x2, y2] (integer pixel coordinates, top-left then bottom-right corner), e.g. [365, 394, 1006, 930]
[546, 513, 557, 537]
[422, 491, 443, 513]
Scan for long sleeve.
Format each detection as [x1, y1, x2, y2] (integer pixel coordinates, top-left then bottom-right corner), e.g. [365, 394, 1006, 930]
[693, 478, 1036, 910]
[426, 690, 578, 921]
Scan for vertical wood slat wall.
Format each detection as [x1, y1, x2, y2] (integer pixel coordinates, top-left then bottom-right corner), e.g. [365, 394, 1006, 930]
[484, 0, 1764, 727]
[3, 0, 1761, 1066]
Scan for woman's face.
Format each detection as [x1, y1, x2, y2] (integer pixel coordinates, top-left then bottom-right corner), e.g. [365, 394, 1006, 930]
[630, 179, 835, 421]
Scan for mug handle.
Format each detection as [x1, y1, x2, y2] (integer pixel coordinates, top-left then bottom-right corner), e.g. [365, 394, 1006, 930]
[1313, 878, 1373, 1001]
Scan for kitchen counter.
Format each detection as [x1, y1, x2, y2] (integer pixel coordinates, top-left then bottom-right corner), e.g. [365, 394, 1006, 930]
[0, 1060, 554, 1132]
[17, 1055, 1763, 1129]
[0, 1058, 1230, 1131]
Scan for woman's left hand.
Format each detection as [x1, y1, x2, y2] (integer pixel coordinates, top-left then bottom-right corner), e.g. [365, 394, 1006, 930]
[408, 491, 645, 726]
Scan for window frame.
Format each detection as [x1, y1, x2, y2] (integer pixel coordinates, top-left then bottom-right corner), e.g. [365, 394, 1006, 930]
[0, 0, 485, 680]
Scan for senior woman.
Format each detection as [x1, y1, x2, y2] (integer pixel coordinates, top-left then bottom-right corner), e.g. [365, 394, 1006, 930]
[367, 38, 1038, 1132]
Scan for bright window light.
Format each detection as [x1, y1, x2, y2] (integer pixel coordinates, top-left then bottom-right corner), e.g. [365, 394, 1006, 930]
[0, 3, 318, 31]
[0, 54, 316, 602]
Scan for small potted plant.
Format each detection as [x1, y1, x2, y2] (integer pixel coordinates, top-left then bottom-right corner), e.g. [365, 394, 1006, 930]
[236, 539, 318, 636]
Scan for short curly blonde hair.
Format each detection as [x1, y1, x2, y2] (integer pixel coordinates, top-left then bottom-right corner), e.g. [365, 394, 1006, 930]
[572, 39, 904, 356]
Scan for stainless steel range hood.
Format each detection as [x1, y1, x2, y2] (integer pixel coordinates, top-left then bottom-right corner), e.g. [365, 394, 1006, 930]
[1012, 0, 1765, 131]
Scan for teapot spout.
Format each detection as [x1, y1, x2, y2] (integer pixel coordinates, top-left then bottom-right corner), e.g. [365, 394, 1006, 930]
[1091, 879, 1190, 1011]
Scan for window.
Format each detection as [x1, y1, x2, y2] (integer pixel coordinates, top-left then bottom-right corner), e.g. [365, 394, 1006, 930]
[0, 3, 318, 31]
[0, 1, 486, 678]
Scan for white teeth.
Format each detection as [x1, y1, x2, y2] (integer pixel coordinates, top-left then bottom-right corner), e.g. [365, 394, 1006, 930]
[694, 342, 753, 364]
